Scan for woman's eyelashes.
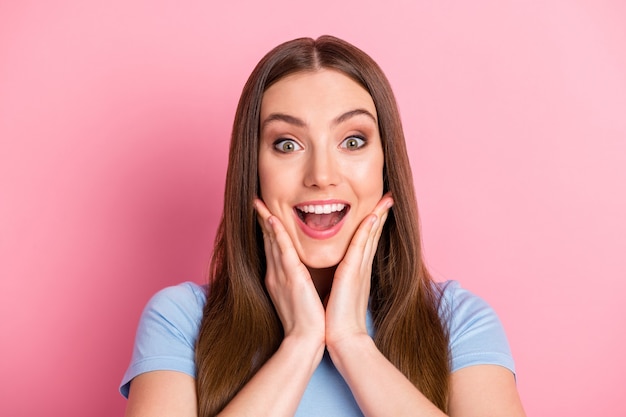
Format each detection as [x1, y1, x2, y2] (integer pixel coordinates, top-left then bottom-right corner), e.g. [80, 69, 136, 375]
[340, 135, 367, 150]
[272, 135, 368, 154]
[273, 138, 302, 153]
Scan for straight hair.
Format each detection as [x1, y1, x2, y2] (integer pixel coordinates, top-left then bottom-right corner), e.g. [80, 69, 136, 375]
[196, 35, 450, 416]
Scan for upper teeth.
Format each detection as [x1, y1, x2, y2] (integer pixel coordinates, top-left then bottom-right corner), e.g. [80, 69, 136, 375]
[298, 203, 346, 214]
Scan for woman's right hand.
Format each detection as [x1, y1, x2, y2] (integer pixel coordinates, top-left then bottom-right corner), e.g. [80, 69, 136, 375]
[254, 198, 326, 346]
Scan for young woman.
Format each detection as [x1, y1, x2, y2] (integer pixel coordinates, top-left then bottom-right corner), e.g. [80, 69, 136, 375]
[121, 35, 526, 417]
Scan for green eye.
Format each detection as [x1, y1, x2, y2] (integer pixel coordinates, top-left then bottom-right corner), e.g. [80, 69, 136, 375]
[341, 136, 366, 150]
[274, 139, 301, 153]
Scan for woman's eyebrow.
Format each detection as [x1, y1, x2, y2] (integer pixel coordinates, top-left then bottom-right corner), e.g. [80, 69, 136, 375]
[261, 108, 377, 131]
[261, 113, 306, 131]
[333, 108, 377, 126]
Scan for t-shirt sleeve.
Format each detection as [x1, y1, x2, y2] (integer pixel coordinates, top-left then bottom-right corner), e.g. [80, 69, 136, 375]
[441, 281, 516, 375]
[119, 282, 206, 398]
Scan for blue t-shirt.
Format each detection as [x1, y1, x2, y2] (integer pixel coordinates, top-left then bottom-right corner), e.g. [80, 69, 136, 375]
[120, 281, 515, 415]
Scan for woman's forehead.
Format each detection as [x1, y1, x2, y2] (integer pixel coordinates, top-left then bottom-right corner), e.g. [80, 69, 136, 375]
[260, 69, 376, 120]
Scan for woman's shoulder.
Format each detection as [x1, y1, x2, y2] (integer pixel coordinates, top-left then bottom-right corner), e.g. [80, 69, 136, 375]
[120, 282, 208, 397]
[436, 280, 494, 318]
[136, 281, 209, 350]
[146, 281, 208, 310]
[435, 280, 515, 374]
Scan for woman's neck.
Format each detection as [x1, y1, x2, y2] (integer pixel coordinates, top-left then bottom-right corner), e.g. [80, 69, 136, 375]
[307, 266, 336, 302]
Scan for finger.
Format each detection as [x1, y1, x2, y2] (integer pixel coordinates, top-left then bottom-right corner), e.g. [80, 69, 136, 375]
[354, 193, 394, 256]
[260, 221, 278, 280]
[340, 213, 378, 271]
[372, 192, 394, 219]
[359, 193, 392, 251]
[267, 215, 304, 271]
[367, 208, 389, 259]
[255, 199, 286, 262]
[254, 198, 283, 283]
[254, 198, 273, 235]
[254, 198, 306, 279]
[356, 192, 392, 249]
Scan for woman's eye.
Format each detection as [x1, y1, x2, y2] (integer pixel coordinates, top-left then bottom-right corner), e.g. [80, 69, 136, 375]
[273, 139, 302, 153]
[341, 136, 366, 150]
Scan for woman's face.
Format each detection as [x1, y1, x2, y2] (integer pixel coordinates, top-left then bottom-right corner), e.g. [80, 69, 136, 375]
[258, 69, 384, 269]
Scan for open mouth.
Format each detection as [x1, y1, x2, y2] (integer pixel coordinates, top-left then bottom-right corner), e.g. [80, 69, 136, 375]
[294, 203, 350, 231]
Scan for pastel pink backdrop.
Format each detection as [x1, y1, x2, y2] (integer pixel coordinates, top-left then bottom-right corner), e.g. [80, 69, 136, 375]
[1, 1, 624, 416]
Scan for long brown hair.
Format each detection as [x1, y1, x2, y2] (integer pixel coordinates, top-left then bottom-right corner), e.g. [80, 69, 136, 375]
[196, 35, 450, 416]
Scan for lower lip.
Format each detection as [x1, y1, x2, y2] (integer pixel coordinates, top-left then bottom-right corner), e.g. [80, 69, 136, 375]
[294, 209, 348, 240]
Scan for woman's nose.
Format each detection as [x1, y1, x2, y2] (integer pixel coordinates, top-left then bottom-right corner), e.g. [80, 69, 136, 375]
[303, 148, 340, 188]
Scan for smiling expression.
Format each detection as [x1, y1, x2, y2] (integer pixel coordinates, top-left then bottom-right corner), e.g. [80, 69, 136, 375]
[258, 69, 385, 269]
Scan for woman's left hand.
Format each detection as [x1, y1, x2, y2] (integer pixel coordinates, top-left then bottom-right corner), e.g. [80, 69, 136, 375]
[324, 192, 393, 349]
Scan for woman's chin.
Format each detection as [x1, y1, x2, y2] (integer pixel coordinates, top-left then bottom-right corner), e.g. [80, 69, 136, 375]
[300, 251, 344, 271]
[292, 232, 351, 270]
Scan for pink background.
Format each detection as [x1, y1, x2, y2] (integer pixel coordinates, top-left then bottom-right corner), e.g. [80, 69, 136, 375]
[1, 1, 625, 416]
